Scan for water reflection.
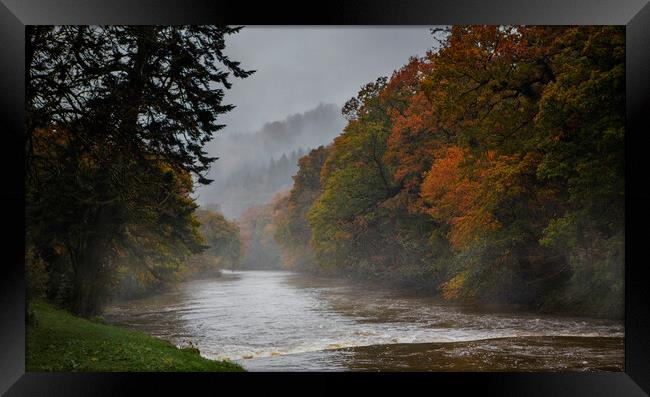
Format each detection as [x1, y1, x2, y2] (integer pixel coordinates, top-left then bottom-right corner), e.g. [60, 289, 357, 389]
[104, 270, 623, 371]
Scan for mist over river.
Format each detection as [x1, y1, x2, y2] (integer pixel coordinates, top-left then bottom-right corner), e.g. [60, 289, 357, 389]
[104, 271, 624, 371]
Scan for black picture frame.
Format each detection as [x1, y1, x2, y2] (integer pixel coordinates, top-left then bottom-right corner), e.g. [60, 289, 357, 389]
[1, 0, 649, 395]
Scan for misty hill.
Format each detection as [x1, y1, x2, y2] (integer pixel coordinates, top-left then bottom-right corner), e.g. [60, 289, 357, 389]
[197, 103, 346, 218]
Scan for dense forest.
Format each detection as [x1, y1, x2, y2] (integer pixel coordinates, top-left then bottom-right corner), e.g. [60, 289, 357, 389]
[271, 26, 624, 318]
[26, 26, 252, 316]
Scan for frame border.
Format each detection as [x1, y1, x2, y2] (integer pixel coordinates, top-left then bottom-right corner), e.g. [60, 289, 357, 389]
[1, 1, 649, 395]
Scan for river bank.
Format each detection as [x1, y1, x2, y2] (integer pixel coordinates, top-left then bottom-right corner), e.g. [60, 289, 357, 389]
[287, 268, 624, 320]
[26, 301, 244, 372]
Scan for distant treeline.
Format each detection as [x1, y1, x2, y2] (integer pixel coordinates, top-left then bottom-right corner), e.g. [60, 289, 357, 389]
[198, 103, 346, 218]
[203, 149, 306, 219]
[237, 199, 286, 270]
[271, 26, 624, 318]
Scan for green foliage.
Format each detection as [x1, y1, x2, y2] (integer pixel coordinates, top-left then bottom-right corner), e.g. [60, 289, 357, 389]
[26, 301, 244, 371]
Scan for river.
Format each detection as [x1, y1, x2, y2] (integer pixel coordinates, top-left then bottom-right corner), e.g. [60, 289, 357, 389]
[104, 270, 624, 371]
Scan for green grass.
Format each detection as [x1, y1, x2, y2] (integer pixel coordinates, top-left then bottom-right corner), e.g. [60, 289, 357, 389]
[26, 301, 245, 372]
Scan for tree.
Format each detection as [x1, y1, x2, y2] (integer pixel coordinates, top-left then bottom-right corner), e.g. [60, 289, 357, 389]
[26, 26, 253, 316]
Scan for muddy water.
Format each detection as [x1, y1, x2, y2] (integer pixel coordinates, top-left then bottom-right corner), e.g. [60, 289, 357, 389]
[104, 270, 624, 371]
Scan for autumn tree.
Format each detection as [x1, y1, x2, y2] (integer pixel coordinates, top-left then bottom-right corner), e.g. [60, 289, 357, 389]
[26, 26, 252, 316]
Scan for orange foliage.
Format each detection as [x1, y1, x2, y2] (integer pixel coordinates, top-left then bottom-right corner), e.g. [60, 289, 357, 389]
[421, 147, 490, 249]
[421, 146, 508, 250]
[421, 144, 546, 250]
[382, 59, 442, 213]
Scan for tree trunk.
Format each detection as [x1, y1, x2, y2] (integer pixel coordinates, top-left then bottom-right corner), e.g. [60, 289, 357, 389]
[70, 206, 114, 317]
[71, 235, 104, 317]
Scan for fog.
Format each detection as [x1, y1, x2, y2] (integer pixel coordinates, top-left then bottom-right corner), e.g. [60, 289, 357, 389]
[197, 103, 346, 218]
[194, 27, 437, 218]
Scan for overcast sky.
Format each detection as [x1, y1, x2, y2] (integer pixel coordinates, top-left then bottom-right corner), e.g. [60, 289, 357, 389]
[216, 26, 439, 135]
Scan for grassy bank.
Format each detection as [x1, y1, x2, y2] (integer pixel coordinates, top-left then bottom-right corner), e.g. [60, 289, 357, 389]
[26, 301, 244, 372]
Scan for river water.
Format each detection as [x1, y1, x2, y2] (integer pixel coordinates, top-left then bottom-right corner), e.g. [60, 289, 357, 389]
[104, 270, 624, 371]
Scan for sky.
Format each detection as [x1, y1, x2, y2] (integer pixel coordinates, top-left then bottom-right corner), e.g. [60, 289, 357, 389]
[215, 26, 439, 136]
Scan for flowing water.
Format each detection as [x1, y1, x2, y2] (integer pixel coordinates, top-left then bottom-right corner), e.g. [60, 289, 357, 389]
[104, 270, 624, 371]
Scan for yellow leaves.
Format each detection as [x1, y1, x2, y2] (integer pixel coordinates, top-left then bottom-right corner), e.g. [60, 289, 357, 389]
[332, 230, 352, 241]
[441, 272, 468, 301]
[136, 271, 147, 285]
[53, 244, 66, 255]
